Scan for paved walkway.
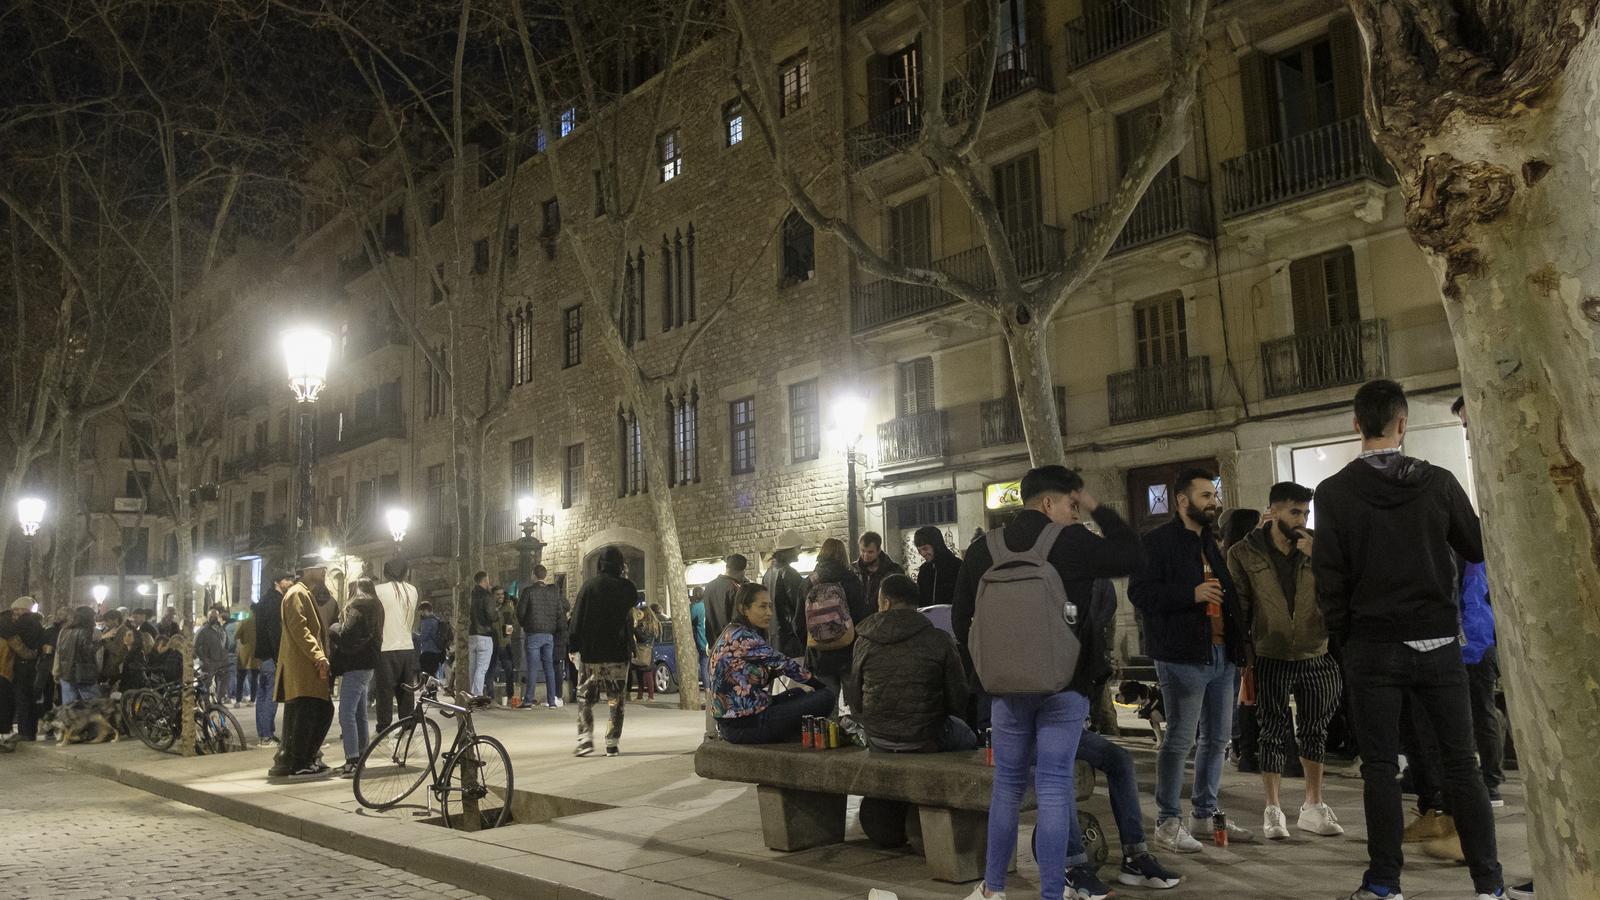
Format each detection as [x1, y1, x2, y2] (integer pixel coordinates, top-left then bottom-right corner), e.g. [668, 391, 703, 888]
[0, 747, 487, 900]
[27, 696, 1532, 899]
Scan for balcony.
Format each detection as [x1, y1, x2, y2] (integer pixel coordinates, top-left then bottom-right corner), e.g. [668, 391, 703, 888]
[229, 521, 287, 556]
[221, 442, 293, 482]
[330, 409, 406, 452]
[979, 387, 1068, 447]
[847, 0, 894, 23]
[846, 102, 922, 170]
[1220, 117, 1392, 218]
[987, 41, 1053, 106]
[1260, 319, 1388, 399]
[876, 410, 947, 467]
[851, 225, 1066, 334]
[1073, 175, 1214, 257]
[1107, 356, 1213, 425]
[1065, 0, 1168, 70]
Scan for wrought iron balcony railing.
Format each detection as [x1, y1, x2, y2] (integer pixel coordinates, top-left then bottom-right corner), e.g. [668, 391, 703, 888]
[1220, 117, 1392, 218]
[978, 386, 1068, 447]
[1107, 356, 1213, 425]
[1065, 0, 1168, 70]
[1260, 319, 1389, 398]
[876, 410, 947, 466]
[1073, 175, 1214, 257]
[851, 225, 1066, 333]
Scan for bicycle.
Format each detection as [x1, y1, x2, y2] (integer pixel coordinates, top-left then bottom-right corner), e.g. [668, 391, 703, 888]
[127, 676, 246, 755]
[352, 675, 513, 829]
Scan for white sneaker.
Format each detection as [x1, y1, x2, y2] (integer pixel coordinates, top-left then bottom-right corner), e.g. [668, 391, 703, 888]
[550, 698, 564, 709]
[1263, 804, 1290, 840]
[1153, 818, 1203, 854]
[1194, 814, 1255, 844]
[962, 884, 1005, 900]
[1298, 802, 1345, 836]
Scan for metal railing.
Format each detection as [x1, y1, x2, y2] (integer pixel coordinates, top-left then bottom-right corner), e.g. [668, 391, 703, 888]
[876, 410, 947, 466]
[1107, 356, 1213, 425]
[1073, 175, 1214, 256]
[846, 102, 923, 170]
[221, 442, 292, 481]
[978, 386, 1068, 447]
[984, 41, 1054, 106]
[851, 278, 953, 332]
[1065, 0, 1168, 70]
[852, 225, 1065, 333]
[1220, 117, 1392, 217]
[333, 409, 406, 451]
[1260, 319, 1388, 398]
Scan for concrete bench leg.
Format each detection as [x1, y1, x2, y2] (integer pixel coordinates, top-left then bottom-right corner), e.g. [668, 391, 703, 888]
[917, 806, 988, 883]
[756, 784, 845, 851]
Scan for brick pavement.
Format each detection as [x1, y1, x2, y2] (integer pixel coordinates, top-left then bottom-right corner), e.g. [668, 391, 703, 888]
[0, 749, 488, 900]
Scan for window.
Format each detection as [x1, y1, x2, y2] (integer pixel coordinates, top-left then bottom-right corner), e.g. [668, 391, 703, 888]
[510, 437, 534, 500]
[508, 303, 534, 387]
[868, 41, 921, 116]
[994, 151, 1043, 240]
[473, 238, 490, 275]
[505, 224, 520, 265]
[668, 386, 700, 486]
[789, 379, 819, 462]
[559, 106, 577, 137]
[425, 346, 449, 419]
[541, 199, 561, 237]
[622, 248, 646, 346]
[1134, 293, 1188, 368]
[779, 53, 811, 116]
[780, 212, 815, 285]
[895, 492, 957, 529]
[618, 407, 645, 497]
[1273, 37, 1339, 139]
[729, 397, 756, 475]
[562, 444, 585, 509]
[723, 99, 744, 146]
[1116, 102, 1179, 181]
[887, 196, 931, 267]
[658, 129, 683, 182]
[427, 463, 451, 556]
[1289, 246, 1360, 332]
[562, 305, 582, 368]
[896, 357, 934, 417]
[659, 224, 696, 331]
[430, 264, 446, 306]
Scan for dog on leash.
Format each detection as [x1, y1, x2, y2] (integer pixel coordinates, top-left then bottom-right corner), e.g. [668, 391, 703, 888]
[39, 699, 123, 745]
[1115, 680, 1166, 747]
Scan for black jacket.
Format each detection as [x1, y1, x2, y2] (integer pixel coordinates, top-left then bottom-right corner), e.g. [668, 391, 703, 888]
[916, 549, 963, 608]
[1313, 454, 1483, 644]
[852, 554, 905, 608]
[469, 586, 498, 637]
[1128, 517, 1246, 666]
[253, 589, 283, 662]
[847, 607, 968, 750]
[805, 558, 872, 679]
[516, 582, 569, 635]
[569, 572, 638, 664]
[701, 573, 746, 641]
[761, 563, 809, 658]
[953, 507, 1143, 695]
[331, 595, 385, 676]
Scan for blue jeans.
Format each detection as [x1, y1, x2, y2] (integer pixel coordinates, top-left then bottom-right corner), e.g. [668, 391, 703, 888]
[468, 636, 494, 696]
[869, 715, 981, 753]
[256, 659, 277, 740]
[523, 633, 557, 705]
[1155, 643, 1237, 823]
[1068, 729, 1148, 865]
[717, 687, 837, 744]
[338, 669, 374, 762]
[60, 682, 101, 704]
[985, 690, 1089, 898]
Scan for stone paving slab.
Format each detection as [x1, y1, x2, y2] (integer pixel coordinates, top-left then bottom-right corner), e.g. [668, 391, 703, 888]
[34, 698, 1534, 899]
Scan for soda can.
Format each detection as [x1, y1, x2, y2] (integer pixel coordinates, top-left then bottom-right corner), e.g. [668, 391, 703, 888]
[800, 716, 814, 748]
[1212, 812, 1228, 847]
[983, 729, 994, 766]
[827, 720, 840, 749]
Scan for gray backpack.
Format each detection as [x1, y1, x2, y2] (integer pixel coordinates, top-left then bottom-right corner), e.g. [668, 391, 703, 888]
[968, 524, 1082, 695]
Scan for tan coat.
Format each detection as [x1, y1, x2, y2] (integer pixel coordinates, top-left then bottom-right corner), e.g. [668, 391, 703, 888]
[274, 583, 330, 702]
[235, 615, 258, 669]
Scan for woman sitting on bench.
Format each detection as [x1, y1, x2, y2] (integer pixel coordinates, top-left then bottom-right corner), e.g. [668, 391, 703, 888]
[710, 582, 835, 744]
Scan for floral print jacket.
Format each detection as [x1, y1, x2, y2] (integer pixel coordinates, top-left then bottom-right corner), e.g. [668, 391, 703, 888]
[710, 623, 813, 719]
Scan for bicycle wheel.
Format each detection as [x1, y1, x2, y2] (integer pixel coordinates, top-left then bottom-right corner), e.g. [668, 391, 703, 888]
[354, 716, 441, 810]
[202, 705, 247, 753]
[132, 690, 179, 752]
[440, 735, 514, 830]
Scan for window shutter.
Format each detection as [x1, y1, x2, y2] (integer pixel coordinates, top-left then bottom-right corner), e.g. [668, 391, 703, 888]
[1289, 256, 1327, 333]
[1328, 17, 1365, 122]
[1238, 51, 1273, 150]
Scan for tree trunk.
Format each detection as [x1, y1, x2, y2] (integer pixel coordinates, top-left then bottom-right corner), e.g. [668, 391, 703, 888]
[448, 412, 485, 693]
[1357, 9, 1600, 894]
[49, 416, 82, 611]
[1003, 315, 1066, 467]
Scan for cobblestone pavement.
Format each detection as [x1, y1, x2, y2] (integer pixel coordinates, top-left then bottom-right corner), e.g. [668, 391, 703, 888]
[0, 748, 489, 900]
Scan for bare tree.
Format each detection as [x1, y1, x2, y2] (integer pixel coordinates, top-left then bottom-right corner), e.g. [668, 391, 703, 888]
[1348, 1, 1600, 892]
[728, 0, 1211, 465]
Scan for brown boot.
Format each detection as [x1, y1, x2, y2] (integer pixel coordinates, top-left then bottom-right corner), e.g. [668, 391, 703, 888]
[1422, 820, 1465, 862]
[1402, 810, 1453, 843]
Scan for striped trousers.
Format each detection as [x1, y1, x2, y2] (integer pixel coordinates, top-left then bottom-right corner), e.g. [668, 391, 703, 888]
[1255, 653, 1342, 773]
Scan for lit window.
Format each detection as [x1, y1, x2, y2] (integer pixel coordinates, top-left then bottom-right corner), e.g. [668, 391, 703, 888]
[724, 99, 744, 146]
[658, 129, 683, 182]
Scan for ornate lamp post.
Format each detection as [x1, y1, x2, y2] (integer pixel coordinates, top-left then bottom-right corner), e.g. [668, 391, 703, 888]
[385, 507, 410, 554]
[91, 583, 109, 609]
[195, 556, 218, 609]
[829, 396, 868, 550]
[515, 495, 553, 586]
[16, 496, 44, 597]
[281, 327, 333, 566]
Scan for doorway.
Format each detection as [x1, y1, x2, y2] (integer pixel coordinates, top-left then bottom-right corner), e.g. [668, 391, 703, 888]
[1125, 457, 1222, 533]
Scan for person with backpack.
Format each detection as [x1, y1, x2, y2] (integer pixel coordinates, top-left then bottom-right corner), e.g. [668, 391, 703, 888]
[414, 601, 451, 679]
[803, 537, 871, 691]
[951, 465, 1143, 900]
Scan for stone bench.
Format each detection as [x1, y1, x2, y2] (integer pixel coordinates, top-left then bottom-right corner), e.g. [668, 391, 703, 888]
[693, 740, 1097, 883]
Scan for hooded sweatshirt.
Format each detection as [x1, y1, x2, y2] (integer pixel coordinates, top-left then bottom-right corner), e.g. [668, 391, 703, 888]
[847, 606, 968, 751]
[1312, 453, 1483, 644]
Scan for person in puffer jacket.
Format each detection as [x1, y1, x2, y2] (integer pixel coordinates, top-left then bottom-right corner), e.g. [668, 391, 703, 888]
[846, 574, 973, 752]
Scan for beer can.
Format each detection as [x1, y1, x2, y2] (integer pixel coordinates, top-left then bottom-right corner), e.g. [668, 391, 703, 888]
[827, 720, 840, 749]
[1212, 812, 1228, 847]
[800, 716, 814, 748]
[983, 729, 994, 767]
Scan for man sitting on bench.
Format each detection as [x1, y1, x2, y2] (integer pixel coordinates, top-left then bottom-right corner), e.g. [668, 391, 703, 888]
[847, 574, 977, 753]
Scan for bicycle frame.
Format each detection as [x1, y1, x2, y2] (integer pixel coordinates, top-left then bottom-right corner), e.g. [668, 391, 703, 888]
[397, 677, 485, 814]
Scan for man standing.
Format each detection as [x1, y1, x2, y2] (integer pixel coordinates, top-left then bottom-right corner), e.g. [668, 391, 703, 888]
[1315, 379, 1502, 900]
[1227, 482, 1344, 841]
[569, 547, 637, 757]
[467, 572, 497, 698]
[372, 559, 421, 731]
[701, 554, 748, 642]
[194, 606, 230, 703]
[518, 565, 568, 709]
[1130, 467, 1255, 852]
[913, 527, 962, 608]
[269, 568, 333, 780]
[253, 574, 291, 747]
[761, 534, 808, 658]
[851, 532, 904, 607]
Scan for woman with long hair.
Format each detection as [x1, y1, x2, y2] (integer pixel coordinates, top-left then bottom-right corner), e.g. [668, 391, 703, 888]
[804, 537, 870, 690]
[329, 576, 384, 776]
[709, 583, 834, 744]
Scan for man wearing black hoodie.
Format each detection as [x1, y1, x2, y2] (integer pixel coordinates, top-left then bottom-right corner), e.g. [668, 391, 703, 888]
[569, 547, 637, 757]
[1313, 379, 1502, 900]
[848, 573, 971, 752]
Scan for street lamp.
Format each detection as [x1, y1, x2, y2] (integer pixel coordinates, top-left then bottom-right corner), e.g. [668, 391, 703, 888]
[515, 495, 553, 585]
[16, 497, 44, 597]
[136, 583, 152, 597]
[829, 395, 868, 550]
[282, 326, 333, 565]
[385, 507, 409, 545]
[196, 556, 218, 609]
[91, 584, 109, 606]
